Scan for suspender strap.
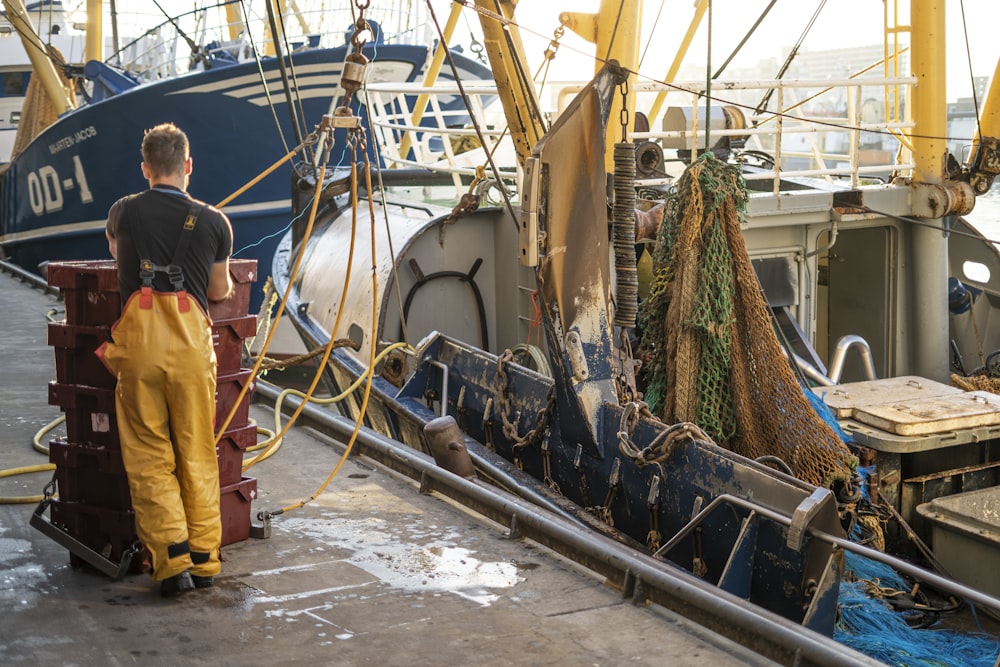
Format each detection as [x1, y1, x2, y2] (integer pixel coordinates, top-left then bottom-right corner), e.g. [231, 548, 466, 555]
[163, 202, 205, 293]
[126, 196, 206, 311]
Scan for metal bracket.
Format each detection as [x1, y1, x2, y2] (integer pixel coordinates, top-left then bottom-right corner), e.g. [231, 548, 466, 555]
[30, 499, 134, 580]
[250, 511, 272, 539]
[565, 331, 590, 382]
[786, 487, 835, 551]
[519, 157, 540, 267]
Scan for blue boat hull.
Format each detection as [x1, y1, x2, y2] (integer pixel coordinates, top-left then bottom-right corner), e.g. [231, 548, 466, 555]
[0, 44, 492, 310]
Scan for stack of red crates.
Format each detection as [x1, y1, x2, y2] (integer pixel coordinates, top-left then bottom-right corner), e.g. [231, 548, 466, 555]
[45, 259, 260, 574]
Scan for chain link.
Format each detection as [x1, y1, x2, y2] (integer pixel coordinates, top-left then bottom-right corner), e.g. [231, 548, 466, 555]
[617, 402, 713, 468]
[619, 80, 630, 143]
[495, 349, 555, 454]
[593, 458, 621, 525]
[541, 439, 561, 493]
[542, 26, 565, 63]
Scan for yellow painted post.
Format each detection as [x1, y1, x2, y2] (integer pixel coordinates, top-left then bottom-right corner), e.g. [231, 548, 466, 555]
[86, 0, 102, 63]
[909, 0, 949, 382]
[225, 0, 242, 42]
[474, 0, 545, 167]
[911, 0, 946, 184]
[562, 0, 641, 172]
[397, 2, 463, 161]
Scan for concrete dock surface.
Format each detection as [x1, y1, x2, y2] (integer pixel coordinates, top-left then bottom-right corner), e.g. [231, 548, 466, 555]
[0, 267, 774, 665]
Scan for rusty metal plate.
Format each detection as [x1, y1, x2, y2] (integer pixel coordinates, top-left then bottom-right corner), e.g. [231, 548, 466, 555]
[813, 376, 963, 419]
[852, 390, 1000, 436]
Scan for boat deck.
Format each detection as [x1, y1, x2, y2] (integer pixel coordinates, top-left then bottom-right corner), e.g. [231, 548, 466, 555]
[0, 267, 772, 665]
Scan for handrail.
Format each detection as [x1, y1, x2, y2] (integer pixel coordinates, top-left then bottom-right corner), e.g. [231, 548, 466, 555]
[364, 74, 920, 197]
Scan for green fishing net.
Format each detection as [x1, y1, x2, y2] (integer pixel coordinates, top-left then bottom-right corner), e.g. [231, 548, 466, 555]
[638, 153, 855, 487]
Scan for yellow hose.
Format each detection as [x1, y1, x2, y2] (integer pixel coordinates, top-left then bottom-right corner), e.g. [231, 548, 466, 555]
[0, 415, 64, 504]
[0, 463, 55, 504]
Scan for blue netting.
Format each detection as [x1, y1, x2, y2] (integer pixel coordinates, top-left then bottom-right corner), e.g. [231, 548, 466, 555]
[807, 386, 851, 443]
[837, 551, 1000, 666]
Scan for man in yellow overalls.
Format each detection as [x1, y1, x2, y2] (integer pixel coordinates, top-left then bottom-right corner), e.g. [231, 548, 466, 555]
[99, 123, 234, 597]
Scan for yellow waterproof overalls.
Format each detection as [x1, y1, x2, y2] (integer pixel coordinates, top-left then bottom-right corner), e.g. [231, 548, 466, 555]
[98, 202, 222, 582]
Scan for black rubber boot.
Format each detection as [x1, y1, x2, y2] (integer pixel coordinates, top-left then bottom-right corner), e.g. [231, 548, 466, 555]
[160, 571, 195, 597]
[191, 574, 214, 588]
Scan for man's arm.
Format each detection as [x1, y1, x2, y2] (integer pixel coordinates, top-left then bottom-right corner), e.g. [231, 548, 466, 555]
[106, 197, 125, 260]
[106, 228, 117, 260]
[207, 259, 233, 302]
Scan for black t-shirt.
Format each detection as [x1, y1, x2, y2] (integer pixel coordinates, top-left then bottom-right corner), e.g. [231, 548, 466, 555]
[106, 185, 233, 313]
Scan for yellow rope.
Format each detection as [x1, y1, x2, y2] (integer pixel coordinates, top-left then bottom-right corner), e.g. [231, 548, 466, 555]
[276, 145, 383, 514]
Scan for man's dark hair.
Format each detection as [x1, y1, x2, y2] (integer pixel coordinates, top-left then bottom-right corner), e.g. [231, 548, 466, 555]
[141, 123, 189, 177]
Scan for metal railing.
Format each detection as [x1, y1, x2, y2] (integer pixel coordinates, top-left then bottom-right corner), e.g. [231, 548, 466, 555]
[364, 74, 919, 198]
[363, 81, 515, 193]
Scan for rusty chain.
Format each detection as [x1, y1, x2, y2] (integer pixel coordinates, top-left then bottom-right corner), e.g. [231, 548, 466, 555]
[618, 402, 713, 468]
[495, 349, 555, 465]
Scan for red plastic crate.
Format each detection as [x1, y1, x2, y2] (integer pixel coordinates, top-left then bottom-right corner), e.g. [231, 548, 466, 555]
[48, 322, 115, 389]
[49, 258, 256, 325]
[216, 369, 254, 431]
[207, 259, 257, 320]
[49, 440, 131, 510]
[216, 422, 257, 487]
[59, 408, 119, 449]
[49, 500, 147, 574]
[212, 315, 256, 373]
[49, 382, 119, 448]
[52, 369, 255, 441]
[47, 260, 122, 326]
[220, 476, 257, 546]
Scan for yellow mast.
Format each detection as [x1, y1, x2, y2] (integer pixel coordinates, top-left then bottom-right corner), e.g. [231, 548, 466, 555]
[85, 0, 102, 63]
[560, 0, 641, 172]
[472, 0, 545, 167]
[225, 0, 243, 42]
[909, 0, 956, 382]
[975, 59, 1000, 145]
[910, 0, 947, 185]
[1, 0, 75, 114]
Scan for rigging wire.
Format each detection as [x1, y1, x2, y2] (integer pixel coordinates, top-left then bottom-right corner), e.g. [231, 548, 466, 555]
[263, 0, 307, 155]
[602, 0, 628, 66]
[455, 1, 974, 151]
[711, 0, 778, 79]
[272, 0, 313, 157]
[361, 88, 411, 347]
[149, 0, 204, 62]
[637, 0, 666, 71]
[435, 0, 532, 234]
[861, 205, 1000, 248]
[236, 0, 292, 156]
[957, 0, 984, 155]
[754, 0, 828, 115]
